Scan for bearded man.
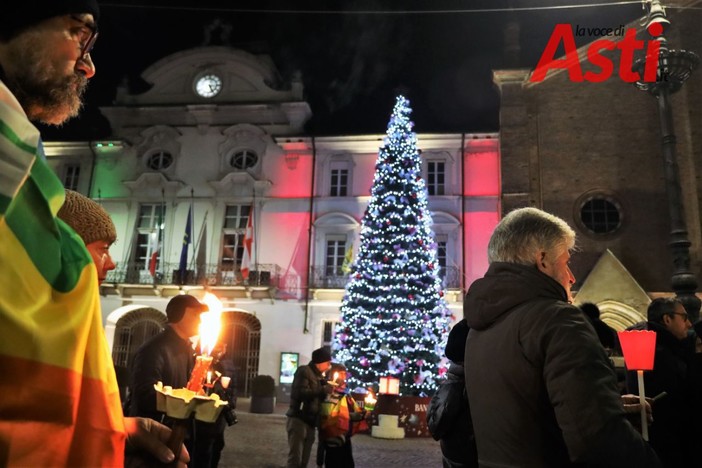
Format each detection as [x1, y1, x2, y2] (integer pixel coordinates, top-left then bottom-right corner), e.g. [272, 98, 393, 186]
[0, 2, 187, 466]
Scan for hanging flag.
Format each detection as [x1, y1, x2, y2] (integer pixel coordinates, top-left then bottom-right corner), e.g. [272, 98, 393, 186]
[0, 110, 124, 465]
[178, 205, 193, 283]
[341, 243, 354, 274]
[148, 230, 160, 277]
[241, 206, 254, 281]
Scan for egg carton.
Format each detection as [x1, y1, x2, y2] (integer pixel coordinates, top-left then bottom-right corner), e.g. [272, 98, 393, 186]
[154, 381, 228, 423]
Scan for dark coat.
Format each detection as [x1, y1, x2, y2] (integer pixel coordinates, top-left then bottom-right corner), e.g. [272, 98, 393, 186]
[286, 361, 327, 426]
[464, 262, 660, 468]
[427, 363, 478, 468]
[626, 321, 699, 467]
[129, 326, 194, 421]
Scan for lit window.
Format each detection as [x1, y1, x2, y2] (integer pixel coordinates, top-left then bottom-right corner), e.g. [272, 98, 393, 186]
[230, 150, 258, 170]
[146, 150, 173, 170]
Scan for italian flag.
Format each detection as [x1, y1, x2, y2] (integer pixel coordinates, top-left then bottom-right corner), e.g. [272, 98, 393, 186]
[0, 95, 125, 466]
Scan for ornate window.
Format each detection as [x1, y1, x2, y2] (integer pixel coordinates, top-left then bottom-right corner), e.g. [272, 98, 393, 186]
[229, 149, 258, 170]
[146, 150, 173, 171]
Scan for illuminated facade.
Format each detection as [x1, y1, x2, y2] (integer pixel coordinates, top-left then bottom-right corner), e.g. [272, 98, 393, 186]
[44, 46, 500, 396]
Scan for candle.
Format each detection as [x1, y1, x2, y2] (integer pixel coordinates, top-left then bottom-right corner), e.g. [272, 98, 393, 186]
[364, 392, 377, 411]
[186, 293, 223, 394]
[333, 372, 339, 384]
[220, 376, 231, 389]
[187, 355, 213, 393]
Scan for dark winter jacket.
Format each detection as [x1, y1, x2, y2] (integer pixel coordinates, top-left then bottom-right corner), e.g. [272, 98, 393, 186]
[427, 363, 478, 468]
[129, 326, 195, 421]
[286, 361, 327, 426]
[464, 262, 660, 468]
[625, 321, 700, 467]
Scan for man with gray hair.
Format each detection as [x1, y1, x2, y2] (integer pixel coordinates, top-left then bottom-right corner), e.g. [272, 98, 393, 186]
[464, 207, 660, 467]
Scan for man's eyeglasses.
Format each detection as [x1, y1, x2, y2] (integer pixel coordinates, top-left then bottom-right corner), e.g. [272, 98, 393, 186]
[70, 15, 98, 59]
[671, 312, 690, 321]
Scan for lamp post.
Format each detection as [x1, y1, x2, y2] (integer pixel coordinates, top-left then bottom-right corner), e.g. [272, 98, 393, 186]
[634, 0, 700, 320]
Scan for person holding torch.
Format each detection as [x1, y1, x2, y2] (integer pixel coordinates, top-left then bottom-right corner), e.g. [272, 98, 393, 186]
[129, 293, 208, 464]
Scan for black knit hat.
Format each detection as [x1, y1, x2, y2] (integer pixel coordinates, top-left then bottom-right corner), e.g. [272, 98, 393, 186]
[166, 295, 208, 324]
[445, 319, 469, 363]
[1, 0, 100, 41]
[311, 347, 332, 364]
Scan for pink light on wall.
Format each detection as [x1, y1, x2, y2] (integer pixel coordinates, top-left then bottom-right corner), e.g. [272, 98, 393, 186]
[259, 211, 311, 298]
[463, 137, 500, 288]
[267, 151, 313, 198]
[464, 202, 500, 288]
[464, 139, 500, 196]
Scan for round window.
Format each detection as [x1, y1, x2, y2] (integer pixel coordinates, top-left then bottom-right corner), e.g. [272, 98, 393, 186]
[146, 151, 173, 170]
[230, 150, 258, 169]
[579, 195, 622, 235]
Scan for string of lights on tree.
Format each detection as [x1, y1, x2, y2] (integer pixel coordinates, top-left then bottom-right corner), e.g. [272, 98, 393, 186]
[333, 95, 451, 396]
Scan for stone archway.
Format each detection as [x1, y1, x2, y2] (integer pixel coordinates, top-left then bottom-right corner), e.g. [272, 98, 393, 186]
[597, 300, 647, 331]
[111, 307, 166, 369]
[219, 310, 261, 397]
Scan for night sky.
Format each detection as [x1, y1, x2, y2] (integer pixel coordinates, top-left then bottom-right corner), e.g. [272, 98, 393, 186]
[41, 0, 644, 141]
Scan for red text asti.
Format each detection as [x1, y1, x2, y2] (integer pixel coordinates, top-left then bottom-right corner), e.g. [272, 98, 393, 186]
[530, 23, 663, 83]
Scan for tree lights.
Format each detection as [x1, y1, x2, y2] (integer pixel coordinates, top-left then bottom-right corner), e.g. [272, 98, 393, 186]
[333, 95, 450, 396]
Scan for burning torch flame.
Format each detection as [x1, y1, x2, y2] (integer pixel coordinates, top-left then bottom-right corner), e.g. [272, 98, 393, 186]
[199, 292, 223, 356]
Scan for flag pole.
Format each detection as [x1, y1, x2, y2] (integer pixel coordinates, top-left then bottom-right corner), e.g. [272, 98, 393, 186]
[190, 210, 208, 273]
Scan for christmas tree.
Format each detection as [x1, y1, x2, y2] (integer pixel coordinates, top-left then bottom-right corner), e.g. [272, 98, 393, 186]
[333, 95, 451, 396]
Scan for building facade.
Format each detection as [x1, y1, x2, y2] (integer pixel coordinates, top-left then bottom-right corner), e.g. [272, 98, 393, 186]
[494, 2, 702, 324]
[45, 46, 500, 396]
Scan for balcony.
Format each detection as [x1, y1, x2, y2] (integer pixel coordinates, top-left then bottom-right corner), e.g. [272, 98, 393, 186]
[308, 265, 462, 290]
[104, 262, 281, 287]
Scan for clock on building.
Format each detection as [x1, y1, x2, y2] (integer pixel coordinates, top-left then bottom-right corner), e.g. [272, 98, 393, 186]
[194, 74, 222, 98]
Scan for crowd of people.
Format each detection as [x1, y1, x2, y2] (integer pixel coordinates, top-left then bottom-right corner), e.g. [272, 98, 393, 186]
[427, 207, 702, 468]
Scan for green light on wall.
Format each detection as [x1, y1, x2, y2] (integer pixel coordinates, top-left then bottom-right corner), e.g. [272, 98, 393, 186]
[93, 141, 124, 153]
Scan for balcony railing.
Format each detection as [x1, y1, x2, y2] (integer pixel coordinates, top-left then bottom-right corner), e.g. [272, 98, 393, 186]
[104, 263, 462, 290]
[308, 265, 462, 289]
[104, 262, 282, 287]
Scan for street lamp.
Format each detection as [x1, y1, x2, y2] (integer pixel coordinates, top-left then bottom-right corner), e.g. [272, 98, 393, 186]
[634, 0, 700, 319]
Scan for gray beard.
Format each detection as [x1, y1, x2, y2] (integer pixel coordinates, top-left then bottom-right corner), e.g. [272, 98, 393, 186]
[5, 42, 88, 125]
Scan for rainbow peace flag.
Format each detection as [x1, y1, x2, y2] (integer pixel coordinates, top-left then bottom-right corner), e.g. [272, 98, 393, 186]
[0, 92, 125, 466]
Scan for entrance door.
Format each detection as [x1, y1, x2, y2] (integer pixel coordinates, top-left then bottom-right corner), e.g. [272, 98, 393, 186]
[219, 311, 261, 397]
